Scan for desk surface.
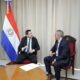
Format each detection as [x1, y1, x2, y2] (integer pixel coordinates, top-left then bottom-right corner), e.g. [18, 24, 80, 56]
[0, 64, 46, 80]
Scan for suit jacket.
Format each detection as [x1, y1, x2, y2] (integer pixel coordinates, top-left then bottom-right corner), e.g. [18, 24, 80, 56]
[18, 36, 40, 55]
[51, 38, 70, 65]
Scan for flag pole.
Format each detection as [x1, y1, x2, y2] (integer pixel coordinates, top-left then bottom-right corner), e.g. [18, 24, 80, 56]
[5, 0, 12, 14]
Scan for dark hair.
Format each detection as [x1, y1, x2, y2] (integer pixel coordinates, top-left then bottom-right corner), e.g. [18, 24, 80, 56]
[56, 30, 64, 37]
[25, 29, 31, 35]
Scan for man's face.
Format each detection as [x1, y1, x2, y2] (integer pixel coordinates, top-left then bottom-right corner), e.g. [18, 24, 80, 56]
[27, 31, 33, 38]
[55, 32, 61, 40]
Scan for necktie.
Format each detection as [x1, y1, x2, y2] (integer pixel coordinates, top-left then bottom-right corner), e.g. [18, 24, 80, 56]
[27, 38, 30, 53]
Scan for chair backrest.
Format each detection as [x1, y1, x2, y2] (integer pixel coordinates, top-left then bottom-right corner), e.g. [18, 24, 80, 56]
[63, 35, 76, 64]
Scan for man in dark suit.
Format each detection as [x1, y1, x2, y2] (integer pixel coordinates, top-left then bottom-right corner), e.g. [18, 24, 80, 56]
[44, 30, 70, 80]
[16, 29, 40, 64]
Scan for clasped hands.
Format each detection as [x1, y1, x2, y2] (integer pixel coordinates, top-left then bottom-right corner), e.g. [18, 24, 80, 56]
[21, 46, 35, 53]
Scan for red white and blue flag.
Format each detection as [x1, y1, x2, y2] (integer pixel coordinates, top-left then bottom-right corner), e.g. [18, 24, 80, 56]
[1, 1, 20, 61]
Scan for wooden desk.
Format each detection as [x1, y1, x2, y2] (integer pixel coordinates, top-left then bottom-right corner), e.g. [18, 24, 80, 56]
[0, 65, 46, 80]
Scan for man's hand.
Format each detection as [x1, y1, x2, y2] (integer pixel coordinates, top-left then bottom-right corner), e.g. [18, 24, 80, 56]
[21, 46, 28, 51]
[30, 49, 35, 53]
[49, 51, 55, 57]
[52, 59, 56, 65]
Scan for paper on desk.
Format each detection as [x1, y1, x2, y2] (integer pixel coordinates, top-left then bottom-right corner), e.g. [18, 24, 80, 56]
[19, 63, 39, 71]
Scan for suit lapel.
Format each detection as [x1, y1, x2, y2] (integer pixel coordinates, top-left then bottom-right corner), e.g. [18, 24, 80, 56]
[58, 39, 63, 55]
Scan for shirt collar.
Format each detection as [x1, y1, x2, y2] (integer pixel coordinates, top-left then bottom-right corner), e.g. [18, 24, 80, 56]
[27, 37, 32, 40]
[58, 37, 62, 43]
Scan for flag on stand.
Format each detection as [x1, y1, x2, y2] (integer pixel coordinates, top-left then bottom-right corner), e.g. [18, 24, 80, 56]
[1, 1, 20, 61]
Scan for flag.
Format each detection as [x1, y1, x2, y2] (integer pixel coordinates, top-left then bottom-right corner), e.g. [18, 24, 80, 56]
[1, 1, 20, 61]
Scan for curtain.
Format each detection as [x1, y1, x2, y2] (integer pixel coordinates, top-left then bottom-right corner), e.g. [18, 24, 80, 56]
[0, 0, 80, 68]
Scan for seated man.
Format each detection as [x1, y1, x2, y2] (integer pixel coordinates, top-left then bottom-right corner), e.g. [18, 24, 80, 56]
[44, 30, 70, 80]
[16, 29, 40, 64]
